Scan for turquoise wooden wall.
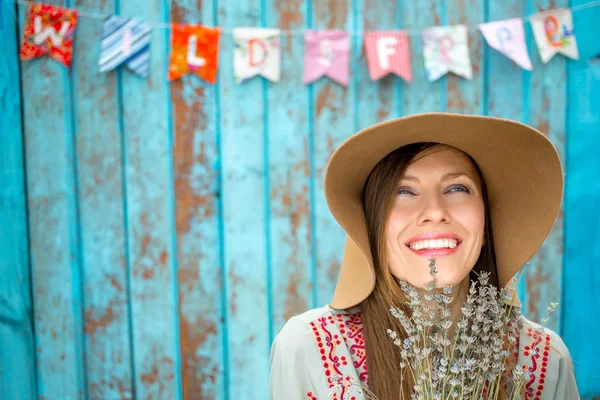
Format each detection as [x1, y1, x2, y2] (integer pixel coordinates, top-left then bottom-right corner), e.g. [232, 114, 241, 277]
[1, 0, 599, 399]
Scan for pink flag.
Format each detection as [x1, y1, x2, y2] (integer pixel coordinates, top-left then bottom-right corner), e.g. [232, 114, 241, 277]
[364, 31, 412, 81]
[479, 19, 532, 70]
[303, 30, 349, 86]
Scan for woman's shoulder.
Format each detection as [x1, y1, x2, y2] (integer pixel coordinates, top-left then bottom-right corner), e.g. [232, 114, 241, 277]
[274, 304, 361, 345]
[516, 314, 579, 399]
[518, 313, 573, 365]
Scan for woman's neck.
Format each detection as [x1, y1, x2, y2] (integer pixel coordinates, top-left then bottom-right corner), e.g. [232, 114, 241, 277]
[411, 275, 471, 338]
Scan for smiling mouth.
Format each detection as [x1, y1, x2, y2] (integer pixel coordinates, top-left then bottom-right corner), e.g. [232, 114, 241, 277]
[406, 238, 461, 250]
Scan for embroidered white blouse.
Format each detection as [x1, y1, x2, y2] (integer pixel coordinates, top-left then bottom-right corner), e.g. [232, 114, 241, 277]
[270, 305, 580, 400]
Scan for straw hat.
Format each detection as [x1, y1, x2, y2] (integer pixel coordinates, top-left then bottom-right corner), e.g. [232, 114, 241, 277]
[325, 112, 563, 309]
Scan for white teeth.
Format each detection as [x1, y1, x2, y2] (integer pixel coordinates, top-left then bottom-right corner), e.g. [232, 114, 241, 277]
[409, 238, 459, 250]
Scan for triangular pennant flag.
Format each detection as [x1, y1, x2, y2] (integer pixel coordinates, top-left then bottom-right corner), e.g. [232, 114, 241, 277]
[303, 30, 349, 87]
[98, 16, 152, 77]
[168, 24, 220, 83]
[422, 25, 472, 82]
[364, 31, 412, 82]
[19, 3, 78, 67]
[530, 9, 579, 63]
[479, 18, 532, 70]
[233, 28, 281, 84]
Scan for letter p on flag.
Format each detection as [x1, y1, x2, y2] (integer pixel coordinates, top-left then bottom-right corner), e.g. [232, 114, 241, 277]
[365, 31, 412, 82]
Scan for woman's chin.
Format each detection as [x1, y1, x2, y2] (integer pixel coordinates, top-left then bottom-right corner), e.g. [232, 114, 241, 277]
[417, 274, 465, 289]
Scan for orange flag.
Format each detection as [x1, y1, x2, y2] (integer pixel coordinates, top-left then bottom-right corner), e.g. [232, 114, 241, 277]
[168, 24, 220, 83]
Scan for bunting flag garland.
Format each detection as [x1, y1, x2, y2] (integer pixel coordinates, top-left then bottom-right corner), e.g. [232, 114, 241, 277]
[303, 30, 350, 86]
[98, 16, 152, 77]
[479, 19, 532, 70]
[531, 9, 579, 63]
[11, 0, 599, 83]
[19, 3, 78, 67]
[364, 31, 412, 82]
[233, 28, 281, 84]
[168, 24, 220, 83]
[422, 25, 473, 81]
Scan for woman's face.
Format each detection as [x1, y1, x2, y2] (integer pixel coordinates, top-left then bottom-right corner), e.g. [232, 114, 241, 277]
[386, 147, 485, 288]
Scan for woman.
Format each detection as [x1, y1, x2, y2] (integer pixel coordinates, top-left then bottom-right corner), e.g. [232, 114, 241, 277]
[269, 113, 579, 400]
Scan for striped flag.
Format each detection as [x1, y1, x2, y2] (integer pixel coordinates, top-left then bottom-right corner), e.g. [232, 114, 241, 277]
[98, 16, 152, 77]
[364, 31, 412, 82]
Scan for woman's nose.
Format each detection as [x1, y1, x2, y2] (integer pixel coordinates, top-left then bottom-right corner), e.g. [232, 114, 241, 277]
[417, 195, 451, 225]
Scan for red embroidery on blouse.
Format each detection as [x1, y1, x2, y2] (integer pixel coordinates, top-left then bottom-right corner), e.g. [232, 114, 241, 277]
[309, 315, 350, 400]
[523, 327, 551, 400]
[309, 311, 368, 399]
[339, 312, 368, 384]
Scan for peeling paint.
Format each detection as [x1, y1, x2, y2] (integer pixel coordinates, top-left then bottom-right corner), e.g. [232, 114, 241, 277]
[276, 0, 303, 54]
[84, 301, 117, 338]
[446, 77, 467, 111]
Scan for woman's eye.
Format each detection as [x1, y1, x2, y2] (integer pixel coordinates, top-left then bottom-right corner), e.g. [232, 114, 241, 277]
[447, 184, 472, 194]
[397, 188, 414, 195]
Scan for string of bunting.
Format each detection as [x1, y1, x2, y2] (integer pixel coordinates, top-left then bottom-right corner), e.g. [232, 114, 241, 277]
[12, 0, 600, 85]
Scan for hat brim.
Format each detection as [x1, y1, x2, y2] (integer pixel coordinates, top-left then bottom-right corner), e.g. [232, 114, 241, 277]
[325, 113, 563, 310]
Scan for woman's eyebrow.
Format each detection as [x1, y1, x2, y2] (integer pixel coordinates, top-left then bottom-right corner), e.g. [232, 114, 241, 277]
[400, 172, 475, 182]
[440, 172, 474, 181]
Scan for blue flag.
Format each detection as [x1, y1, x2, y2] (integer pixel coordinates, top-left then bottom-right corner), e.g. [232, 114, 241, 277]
[99, 16, 152, 77]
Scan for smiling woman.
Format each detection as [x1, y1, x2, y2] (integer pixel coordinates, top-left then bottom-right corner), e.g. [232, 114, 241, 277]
[269, 113, 580, 400]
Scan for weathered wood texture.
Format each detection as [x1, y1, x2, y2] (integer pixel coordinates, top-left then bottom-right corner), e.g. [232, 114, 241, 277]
[0, 2, 36, 399]
[1, 0, 599, 398]
[564, 1, 600, 398]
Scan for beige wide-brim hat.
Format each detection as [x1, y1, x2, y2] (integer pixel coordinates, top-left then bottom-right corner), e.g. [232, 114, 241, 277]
[325, 112, 563, 310]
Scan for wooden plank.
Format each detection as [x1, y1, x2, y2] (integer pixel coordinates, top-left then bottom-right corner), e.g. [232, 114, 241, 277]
[266, 0, 313, 336]
[564, 1, 600, 397]
[169, 0, 226, 398]
[401, 0, 445, 114]
[522, 0, 567, 333]
[69, 2, 134, 399]
[445, 0, 484, 115]
[355, 0, 401, 130]
[18, 0, 87, 397]
[312, 0, 357, 306]
[486, 1, 528, 120]
[118, 0, 180, 397]
[0, 2, 36, 399]
[485, 0, 531, 304]
[217, 0, 270, 398]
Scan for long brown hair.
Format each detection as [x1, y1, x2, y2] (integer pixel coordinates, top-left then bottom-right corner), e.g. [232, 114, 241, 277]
[361, 142, 499, 399]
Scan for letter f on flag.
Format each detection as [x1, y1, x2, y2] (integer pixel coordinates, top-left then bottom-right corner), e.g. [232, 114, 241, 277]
[364, 31, 412, 82]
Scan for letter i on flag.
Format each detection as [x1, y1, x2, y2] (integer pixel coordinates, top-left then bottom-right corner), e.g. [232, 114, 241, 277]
[98, 16, 152, 77]
[19, 4, 78, 67]
[530, 9, 579, 63]
[364, 31, 412, 82]
[479, 19, 532, 70]
[168, 24, 221, 83]
[303, 30, 350, 86]
[233, 28, 281, 84]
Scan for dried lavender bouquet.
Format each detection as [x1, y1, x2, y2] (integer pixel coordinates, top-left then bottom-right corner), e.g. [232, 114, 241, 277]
[383, 259, 536, 400]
